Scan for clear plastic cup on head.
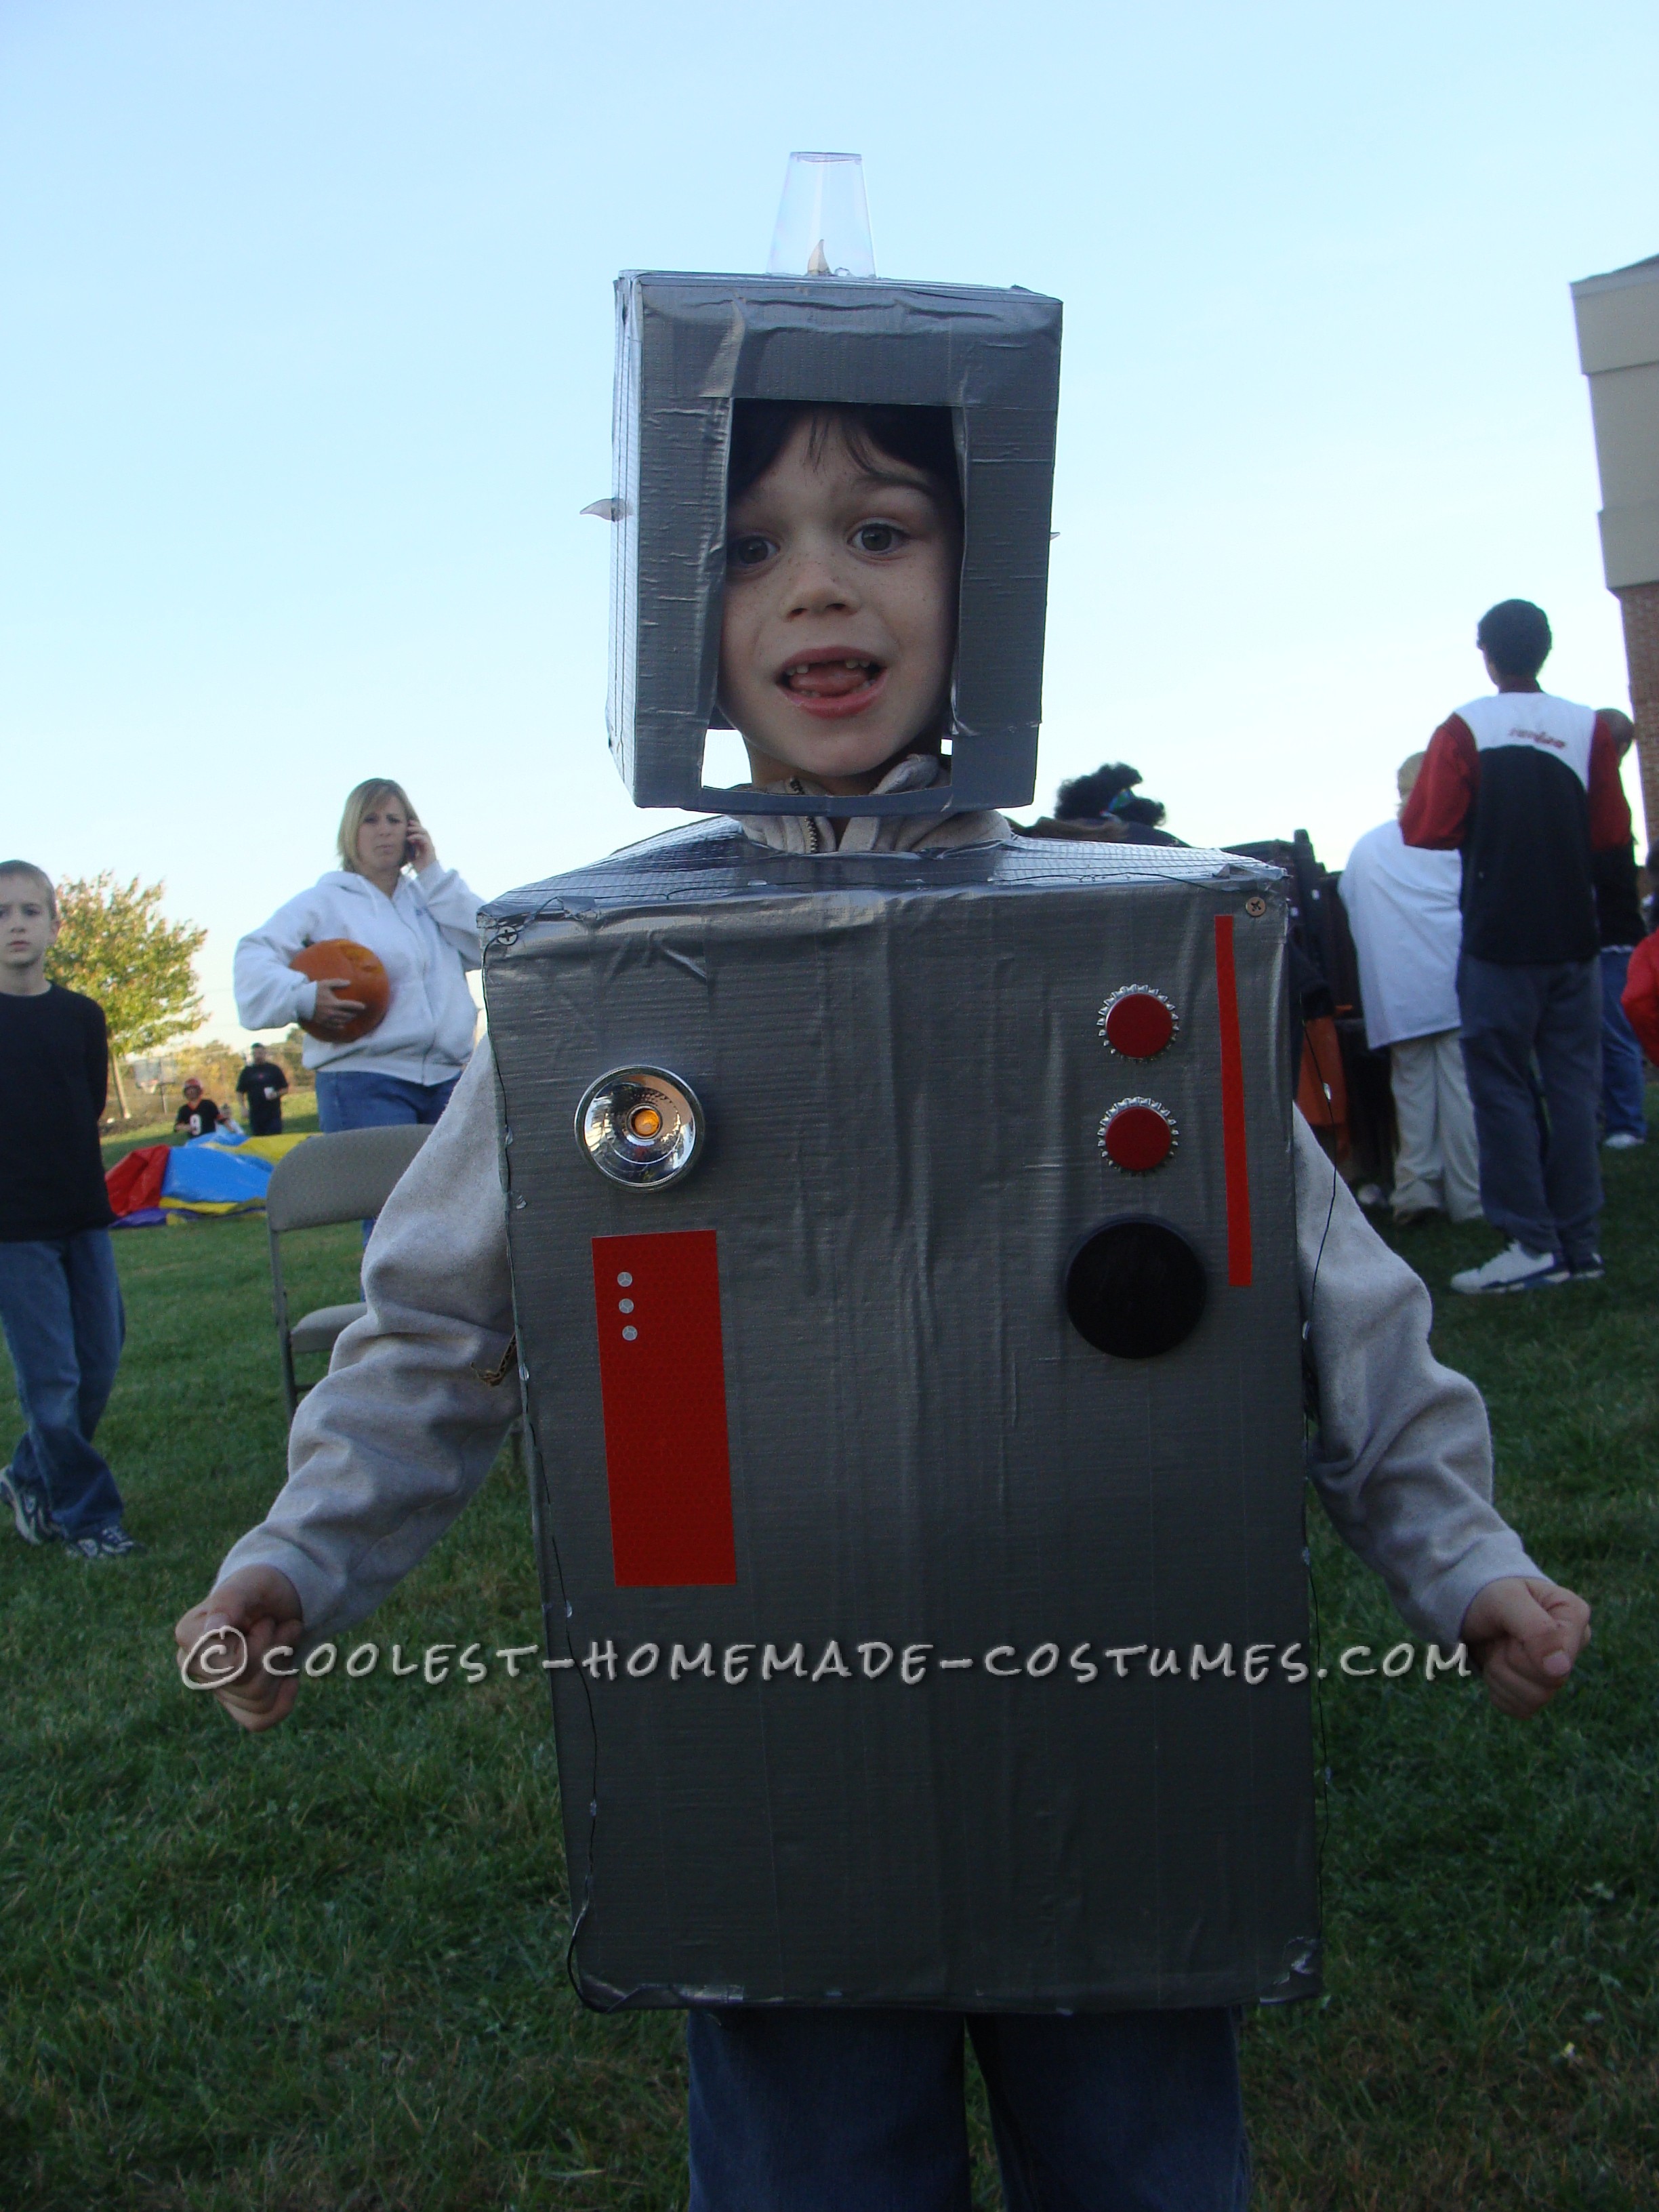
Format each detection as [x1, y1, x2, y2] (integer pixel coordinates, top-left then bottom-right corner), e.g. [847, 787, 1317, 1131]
[766, 151, 876, 278]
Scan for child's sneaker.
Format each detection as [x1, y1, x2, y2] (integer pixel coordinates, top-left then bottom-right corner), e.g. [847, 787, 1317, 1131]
[1602, 1132, 1645, 1151]
[0, 1464, 62, 1546]
[1450, 1242, 1559, 1296]
[62, 1523, 143, 1561]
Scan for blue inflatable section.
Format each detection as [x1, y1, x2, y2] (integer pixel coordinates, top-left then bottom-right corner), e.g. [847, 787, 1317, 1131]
[163, 1132, 276, 1208]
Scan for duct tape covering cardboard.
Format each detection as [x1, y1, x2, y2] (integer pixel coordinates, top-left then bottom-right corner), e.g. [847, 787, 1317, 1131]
[482, 823, 1319, 2012]
[607, 274, 1062, 817]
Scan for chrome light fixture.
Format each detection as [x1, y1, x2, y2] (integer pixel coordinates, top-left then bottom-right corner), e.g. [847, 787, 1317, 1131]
[576, 1067, 703, 1190]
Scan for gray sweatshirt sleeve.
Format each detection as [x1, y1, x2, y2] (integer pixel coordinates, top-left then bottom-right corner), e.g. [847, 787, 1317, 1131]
[232, 887, 323, 1029]
[216, 1041, 518, 1642]
[1293, 1111, 1539, 1644]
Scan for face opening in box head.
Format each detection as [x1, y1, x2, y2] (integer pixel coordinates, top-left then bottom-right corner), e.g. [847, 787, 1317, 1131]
[716, 400, 966, 799]
[604, 273, 1062, 821]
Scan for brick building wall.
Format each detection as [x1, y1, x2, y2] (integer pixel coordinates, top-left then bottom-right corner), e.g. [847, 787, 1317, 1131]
[1616, 581, 1659, 849]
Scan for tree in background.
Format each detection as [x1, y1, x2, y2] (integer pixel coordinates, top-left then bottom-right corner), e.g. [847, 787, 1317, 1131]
[46, 874, 206, 1120]
[274, 1026, 314, 1089]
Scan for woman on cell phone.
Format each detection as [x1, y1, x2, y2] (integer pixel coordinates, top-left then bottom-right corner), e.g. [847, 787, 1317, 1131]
[232, 779, 483, 1134]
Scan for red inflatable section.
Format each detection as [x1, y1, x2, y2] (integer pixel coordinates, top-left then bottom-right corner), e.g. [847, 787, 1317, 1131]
[105, 1144, 169, 1218]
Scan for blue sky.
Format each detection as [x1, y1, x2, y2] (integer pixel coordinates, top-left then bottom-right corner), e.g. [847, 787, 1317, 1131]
[3, 1, 1654, 1042]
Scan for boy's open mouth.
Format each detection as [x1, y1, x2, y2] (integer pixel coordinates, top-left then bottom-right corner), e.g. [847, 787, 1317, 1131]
[776, 650, 888, 720]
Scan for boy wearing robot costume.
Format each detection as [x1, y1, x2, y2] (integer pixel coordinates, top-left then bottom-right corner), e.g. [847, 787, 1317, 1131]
[180, 270, 1589, 2208]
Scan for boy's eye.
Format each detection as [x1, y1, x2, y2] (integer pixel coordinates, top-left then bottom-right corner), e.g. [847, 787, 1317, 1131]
[726, 533, 775, 570]
[853, 522, 904, 554]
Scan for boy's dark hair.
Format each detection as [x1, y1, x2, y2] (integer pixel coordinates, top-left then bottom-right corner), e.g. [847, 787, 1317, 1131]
[1476, 599, 1552, 680]
[0, 860, 58, 920]
[1054, 762, 1167, 830]
[727, 401, 962, 525]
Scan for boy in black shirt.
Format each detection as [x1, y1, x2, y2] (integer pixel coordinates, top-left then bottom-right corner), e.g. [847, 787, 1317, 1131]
[235, 1044, 289, 1136]
[0, 861, 137, 1559]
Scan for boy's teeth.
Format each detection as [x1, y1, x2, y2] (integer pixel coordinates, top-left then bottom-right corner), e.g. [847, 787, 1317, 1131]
[784, 659, 878, 698]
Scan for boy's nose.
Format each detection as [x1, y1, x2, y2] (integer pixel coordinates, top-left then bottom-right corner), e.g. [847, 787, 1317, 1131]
[781, 546, 859, 618]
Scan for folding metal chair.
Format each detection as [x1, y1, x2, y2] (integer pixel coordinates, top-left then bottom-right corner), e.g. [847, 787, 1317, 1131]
[266, 1125, 432, 1420]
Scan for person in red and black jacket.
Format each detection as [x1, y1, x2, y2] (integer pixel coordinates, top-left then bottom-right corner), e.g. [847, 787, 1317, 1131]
[1401, 599, 1633, 1294]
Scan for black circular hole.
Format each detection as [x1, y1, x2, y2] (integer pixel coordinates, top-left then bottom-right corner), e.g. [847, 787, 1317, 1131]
[1065, 1218, 1207, 1358]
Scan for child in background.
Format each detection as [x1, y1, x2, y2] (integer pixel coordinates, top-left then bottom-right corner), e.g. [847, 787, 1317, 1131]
[0, 861, 138, 1560]
[172, 1079, 222, 1139]
[176, 408, 1590, 2206]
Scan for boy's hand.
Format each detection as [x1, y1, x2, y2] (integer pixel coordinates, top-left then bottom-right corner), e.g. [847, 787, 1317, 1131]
[175, 1567, 306, 1732]
[1460, 1576, 1591, 1718]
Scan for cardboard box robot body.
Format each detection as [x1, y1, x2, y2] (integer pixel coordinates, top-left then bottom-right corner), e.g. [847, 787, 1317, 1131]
[480, 275, 1317, 2012]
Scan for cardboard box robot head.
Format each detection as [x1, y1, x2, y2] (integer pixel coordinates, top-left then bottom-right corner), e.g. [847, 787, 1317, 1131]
[604, 272, 1062, 817]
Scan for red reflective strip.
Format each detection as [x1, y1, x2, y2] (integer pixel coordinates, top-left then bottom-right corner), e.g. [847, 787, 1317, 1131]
[592, 1229, 737, 1587]
[1213, 916, 1252, 1287]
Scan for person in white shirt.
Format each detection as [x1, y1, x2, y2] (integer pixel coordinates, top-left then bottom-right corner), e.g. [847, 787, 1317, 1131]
[234, 779, 483, 1136]
[1339, 754, 1481, 1227]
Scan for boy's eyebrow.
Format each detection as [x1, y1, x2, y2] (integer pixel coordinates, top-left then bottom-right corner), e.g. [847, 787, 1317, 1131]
[846, 464, 939, 495]
[731, 464, 941, 514]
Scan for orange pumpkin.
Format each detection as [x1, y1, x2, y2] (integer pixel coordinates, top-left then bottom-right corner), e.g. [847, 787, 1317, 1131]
[291, 939, 392, 1042]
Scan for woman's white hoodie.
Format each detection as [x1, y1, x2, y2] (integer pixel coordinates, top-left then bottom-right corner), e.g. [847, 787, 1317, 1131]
[233, 864, 483, 1083]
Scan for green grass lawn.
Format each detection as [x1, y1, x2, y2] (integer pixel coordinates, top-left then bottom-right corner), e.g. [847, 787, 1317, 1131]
[2, 1122, 1655, 2209]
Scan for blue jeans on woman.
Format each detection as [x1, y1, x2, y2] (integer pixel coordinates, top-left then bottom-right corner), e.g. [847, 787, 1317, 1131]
[686, 2005, 1250, 2211]
[316, 1071, 462, 1238]
[0, 1230, 127, 1540]
[314, 1069, 462, 1134]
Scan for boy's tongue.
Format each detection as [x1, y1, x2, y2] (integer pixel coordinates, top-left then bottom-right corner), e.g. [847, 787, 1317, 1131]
[785, 659, 876, 699]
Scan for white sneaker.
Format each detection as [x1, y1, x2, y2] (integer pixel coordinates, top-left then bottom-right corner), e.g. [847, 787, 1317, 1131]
[1603, 1132, 1645, 1151]
[1450, 1242, 1559, 1296]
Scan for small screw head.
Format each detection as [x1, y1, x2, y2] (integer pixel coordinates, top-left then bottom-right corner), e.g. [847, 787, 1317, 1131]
[1244, 895, 1267, 918]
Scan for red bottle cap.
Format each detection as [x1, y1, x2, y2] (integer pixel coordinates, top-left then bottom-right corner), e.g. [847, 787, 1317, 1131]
[1100, 1101, 1176, 1173]
[1099, 989, 1176, 1059]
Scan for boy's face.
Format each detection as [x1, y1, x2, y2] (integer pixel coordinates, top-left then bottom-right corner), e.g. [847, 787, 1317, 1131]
[0, 878, 58, 973]
[718, 417, 959, 793]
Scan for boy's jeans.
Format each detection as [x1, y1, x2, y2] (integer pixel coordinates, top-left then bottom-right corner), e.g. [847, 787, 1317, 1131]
[687, 2005, 1250, 2211]
[0, 1231, 126, 1539]
[1599, 947, 1649, 1142]
[1457, 953, 1603, 1263]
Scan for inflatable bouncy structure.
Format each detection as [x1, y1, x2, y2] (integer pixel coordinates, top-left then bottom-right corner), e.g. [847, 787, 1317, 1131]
[107, 1131, 309, 1225]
